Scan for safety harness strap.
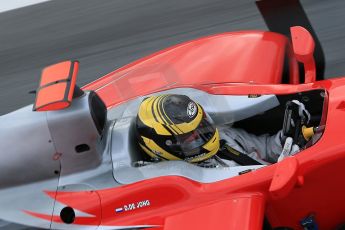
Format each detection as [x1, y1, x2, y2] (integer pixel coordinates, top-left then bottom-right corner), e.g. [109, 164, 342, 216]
[218, 140, 263, 166]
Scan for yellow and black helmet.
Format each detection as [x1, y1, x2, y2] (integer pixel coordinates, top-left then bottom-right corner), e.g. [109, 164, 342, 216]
[136, 94, 220, 163]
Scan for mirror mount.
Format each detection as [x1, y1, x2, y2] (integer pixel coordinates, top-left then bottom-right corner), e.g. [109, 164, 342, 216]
[290, 26, 316, 83]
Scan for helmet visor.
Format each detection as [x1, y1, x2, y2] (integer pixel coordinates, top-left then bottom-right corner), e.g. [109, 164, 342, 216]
[177, 115, 216, 154]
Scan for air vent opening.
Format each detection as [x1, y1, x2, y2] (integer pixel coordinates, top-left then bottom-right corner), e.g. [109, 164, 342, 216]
[75, 144, 90, 153]
[60, 206, 75, 224]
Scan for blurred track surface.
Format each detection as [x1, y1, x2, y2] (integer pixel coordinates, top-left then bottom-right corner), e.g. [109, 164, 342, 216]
[0, 0, 344, 115]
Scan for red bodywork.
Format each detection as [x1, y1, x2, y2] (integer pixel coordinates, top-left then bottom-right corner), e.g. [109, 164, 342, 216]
[29, 31, 345, 229]
[84, 31, 298, 108]
[42, 78, 344, 230]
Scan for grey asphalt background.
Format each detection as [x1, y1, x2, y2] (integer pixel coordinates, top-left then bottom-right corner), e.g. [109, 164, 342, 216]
[0, 0, 344, 116]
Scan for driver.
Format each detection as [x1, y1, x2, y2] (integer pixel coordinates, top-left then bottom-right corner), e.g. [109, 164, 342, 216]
[135, 94, 308, 168]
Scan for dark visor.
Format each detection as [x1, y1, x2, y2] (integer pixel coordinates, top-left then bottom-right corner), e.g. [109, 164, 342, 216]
[177, 115, 216, 155]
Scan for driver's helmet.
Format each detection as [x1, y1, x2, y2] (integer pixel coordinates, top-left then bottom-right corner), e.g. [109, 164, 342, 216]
[136, 94, 220, 163]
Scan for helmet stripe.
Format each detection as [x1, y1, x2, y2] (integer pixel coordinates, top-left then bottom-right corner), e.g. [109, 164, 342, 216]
[150, 97, 160, 123]
[153, 95, 178, 135]
[139, 143, 169, 161]
[186, 129, 220, 163]
[174, 104, 203, 134]
[141, 136, 181, 160]
[138, 96, 171, 135]
[159, 95, 184, 135]
[158, 95, 182, 135]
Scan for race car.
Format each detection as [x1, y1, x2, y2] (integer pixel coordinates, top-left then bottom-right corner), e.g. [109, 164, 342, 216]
[0, 26, 343, 230]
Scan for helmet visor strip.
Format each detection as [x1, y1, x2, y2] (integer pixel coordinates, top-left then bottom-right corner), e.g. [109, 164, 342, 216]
[177, 115, 216, 154]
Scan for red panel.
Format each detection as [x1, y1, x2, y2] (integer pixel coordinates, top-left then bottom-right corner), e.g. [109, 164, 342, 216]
[40, 61, 73, 86]
[290, 26, 315, 63]
[33, 60, 79, 111]
[286, 43, 299, 84]
[290, 26, 316, 83]
[37, 101, 70, 111]
[267, 158, 345, 230]
[35, 83, 69, 111]
[269, 157, 299, 200]
[164, 193, 265, 230]
[83, 31, 288, 107]
[265, 79, 345, 229]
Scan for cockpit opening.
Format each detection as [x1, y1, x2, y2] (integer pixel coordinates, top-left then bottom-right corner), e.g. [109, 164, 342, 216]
[106, 88, 327, 184]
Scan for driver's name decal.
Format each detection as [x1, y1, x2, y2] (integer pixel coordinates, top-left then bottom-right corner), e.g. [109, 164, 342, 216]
[115, 200, 151, 213]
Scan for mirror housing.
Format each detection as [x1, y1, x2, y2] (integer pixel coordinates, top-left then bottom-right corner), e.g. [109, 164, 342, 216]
[269, 157, 303, 200]
[290, 26, 316, 83]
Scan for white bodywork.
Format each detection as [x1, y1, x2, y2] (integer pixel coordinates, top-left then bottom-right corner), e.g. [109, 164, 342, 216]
[0, 87, 279, 229]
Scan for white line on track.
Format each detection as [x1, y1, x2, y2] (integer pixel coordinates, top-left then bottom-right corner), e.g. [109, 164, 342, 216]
[0, 0, 51, 13]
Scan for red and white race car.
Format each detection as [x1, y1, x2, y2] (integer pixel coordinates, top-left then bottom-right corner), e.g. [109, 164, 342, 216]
[0, 26, 343, 230]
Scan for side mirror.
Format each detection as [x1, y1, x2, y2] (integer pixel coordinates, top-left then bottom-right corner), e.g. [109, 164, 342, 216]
[269, 157, 303, 200]
[290, 26, 316, 83]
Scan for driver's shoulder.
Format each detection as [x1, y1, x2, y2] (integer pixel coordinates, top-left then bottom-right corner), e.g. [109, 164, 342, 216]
[218, 125, 248, 139]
